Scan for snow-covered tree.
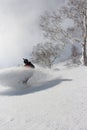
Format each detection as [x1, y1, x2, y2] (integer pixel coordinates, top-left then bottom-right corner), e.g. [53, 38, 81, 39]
[71, 45, 80, 57]
[31, 42, 61, 68]
[39, 11, 68, 52]
[40, 0, 87, 65]
[71, 45, 81, 64]
[61, 0, 87, 65]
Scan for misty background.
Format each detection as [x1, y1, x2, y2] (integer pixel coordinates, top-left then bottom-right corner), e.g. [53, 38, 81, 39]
[0, 0, 66, 68]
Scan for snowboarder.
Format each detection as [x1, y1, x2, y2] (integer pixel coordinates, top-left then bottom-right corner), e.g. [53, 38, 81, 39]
[23, 58, 35, 68]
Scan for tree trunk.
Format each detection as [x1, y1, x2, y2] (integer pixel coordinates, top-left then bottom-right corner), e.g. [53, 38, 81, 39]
[83, 37, 87, 65]
[83, 8, 87, 65]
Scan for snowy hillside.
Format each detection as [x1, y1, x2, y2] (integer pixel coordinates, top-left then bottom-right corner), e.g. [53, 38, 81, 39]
[0, 65, 87, 130]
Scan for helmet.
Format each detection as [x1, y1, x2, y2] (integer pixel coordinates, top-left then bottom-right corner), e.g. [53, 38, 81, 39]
[23, 58, 29, 64]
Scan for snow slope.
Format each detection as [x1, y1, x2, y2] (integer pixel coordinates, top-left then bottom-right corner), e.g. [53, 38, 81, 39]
[0, 65, 87, 130]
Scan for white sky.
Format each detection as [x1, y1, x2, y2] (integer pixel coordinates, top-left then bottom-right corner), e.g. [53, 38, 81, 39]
[0, 0, 66, 68]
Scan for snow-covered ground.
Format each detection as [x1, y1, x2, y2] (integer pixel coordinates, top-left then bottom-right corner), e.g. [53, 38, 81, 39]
[0, 65, 87, 130]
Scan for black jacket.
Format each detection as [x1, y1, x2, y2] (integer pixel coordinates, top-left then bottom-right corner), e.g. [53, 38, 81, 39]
[23, 58, 35, 68]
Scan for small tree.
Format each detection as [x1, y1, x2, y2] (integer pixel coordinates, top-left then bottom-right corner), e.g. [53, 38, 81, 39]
[71, 45, 81, 64]
[31, 42, 61, 68]
[71, 45, 79, 57]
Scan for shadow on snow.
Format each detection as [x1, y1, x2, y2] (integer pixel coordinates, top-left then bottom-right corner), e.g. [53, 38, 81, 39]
[0, 78, 72, 96]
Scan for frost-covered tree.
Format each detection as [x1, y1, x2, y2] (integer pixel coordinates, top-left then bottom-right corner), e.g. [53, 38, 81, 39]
[71, 45, 80, 57]
[40, 11, 68, 48]
[61, 0, 87, 65]
[40, 0, 87, 65]
[71, 45, 81, 64]
[31, 42, 61, 68]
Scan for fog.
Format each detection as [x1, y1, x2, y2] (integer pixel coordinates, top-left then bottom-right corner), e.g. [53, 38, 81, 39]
[0, 0, 66, 68]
